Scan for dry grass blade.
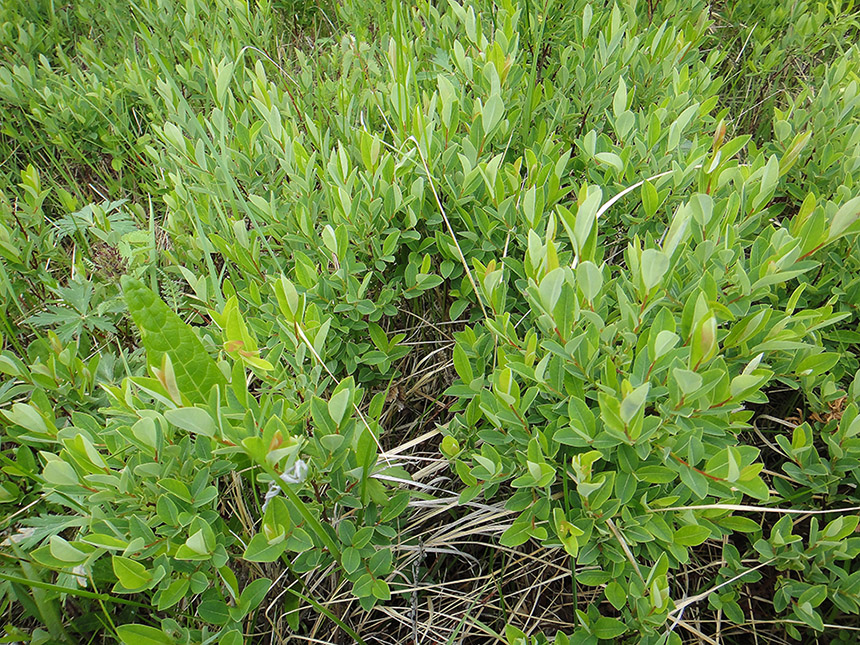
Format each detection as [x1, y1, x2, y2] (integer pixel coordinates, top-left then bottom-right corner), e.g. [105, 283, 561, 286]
[405, 135, 489, 320]
[669, 558, 775, 618]
[650, 504, 860, 515]
[291, 320, 392, 465]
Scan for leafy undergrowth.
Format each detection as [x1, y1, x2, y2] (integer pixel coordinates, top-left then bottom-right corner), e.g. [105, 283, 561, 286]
[1, 0, 860, 644]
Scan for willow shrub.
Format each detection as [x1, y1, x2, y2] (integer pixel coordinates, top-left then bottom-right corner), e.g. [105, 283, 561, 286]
[2, 0, 860, 643]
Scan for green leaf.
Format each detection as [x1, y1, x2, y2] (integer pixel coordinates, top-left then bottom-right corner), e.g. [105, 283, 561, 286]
[353, 573, 373, 598]
[796, 352, 841, 378]
[322, 224, 338, 256]
[576, 261, 603, 302]
[582, 3, 592, 35]
[132, 417, 158, 450]
[157, 578, 190, 610]
[640, 249, 669, 291]
[619, 383, 649, 425]
[219, 630, 243, 645]
[180, 529, 210, 557]
[604, 581, 627, 611]
[723, 600, 746, 625]
[540, 268, 566, 312]
[592, 617, 627, 639]
[30, 545, 72, 568]
[635, 465, 677, 484]
[122, 277, 226, 404]
[48, 536, 86, 564]
[164, 407, 217, 437]
[779, 130, 812, 176]
[214, 60, 234, 105]
[159, 479, 192, 503]
[238, 578, 272, 613]
[284, 589, 301, 631]
[351, 527, 374, 549]
[243, 533, 287, 562]
[81, 534, 128, 550]
[369, 548, 393, 575]
[356, 428, 378, 471]
[482, 94, 504, 134]
[452, 344, 473, 383]
[116, 625, 175, 645]
[641, 180, 659, 218]
[577, 570, 611, 586]
[198, 599, 230, 625]
[595, 152, 623, 173]
[667, 103, 698, 150]
[371, 579, 391, 601]
[574, 187, 602, 259]
[285, 527, 314, 553]
[828, 195, 860, 241]
[342, 547, 361, 574]
[328, 388, 351, 426]
[505, 625, 527, 645]
[679, 464, 709, 498]
[500, 520, 532, 547]
[795, 601, 824, 631]
[799, 585, 828, 608]
[673, 524, 711, 547]
[717, 516, 761, 533]
[673, 368, 702, 395]
[112, 555, 152, 590]
[2, 403, 50, 435]
[612, 77, 627, 118]
[42, 460, 79, 486]
[822, 516, 859, 541]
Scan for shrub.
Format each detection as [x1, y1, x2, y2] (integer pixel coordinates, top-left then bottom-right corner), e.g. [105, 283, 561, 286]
[1, 0, 860, 643]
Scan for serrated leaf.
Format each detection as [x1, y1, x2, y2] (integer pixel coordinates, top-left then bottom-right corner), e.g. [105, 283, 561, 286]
[122, 277, 226, 404]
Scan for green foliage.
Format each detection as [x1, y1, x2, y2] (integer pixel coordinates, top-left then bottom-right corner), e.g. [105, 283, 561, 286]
[122, 276, 227, 405]
[1, 0, 860, 642]
[714, 0, 860, 138]
[444, 149, 860, 640]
